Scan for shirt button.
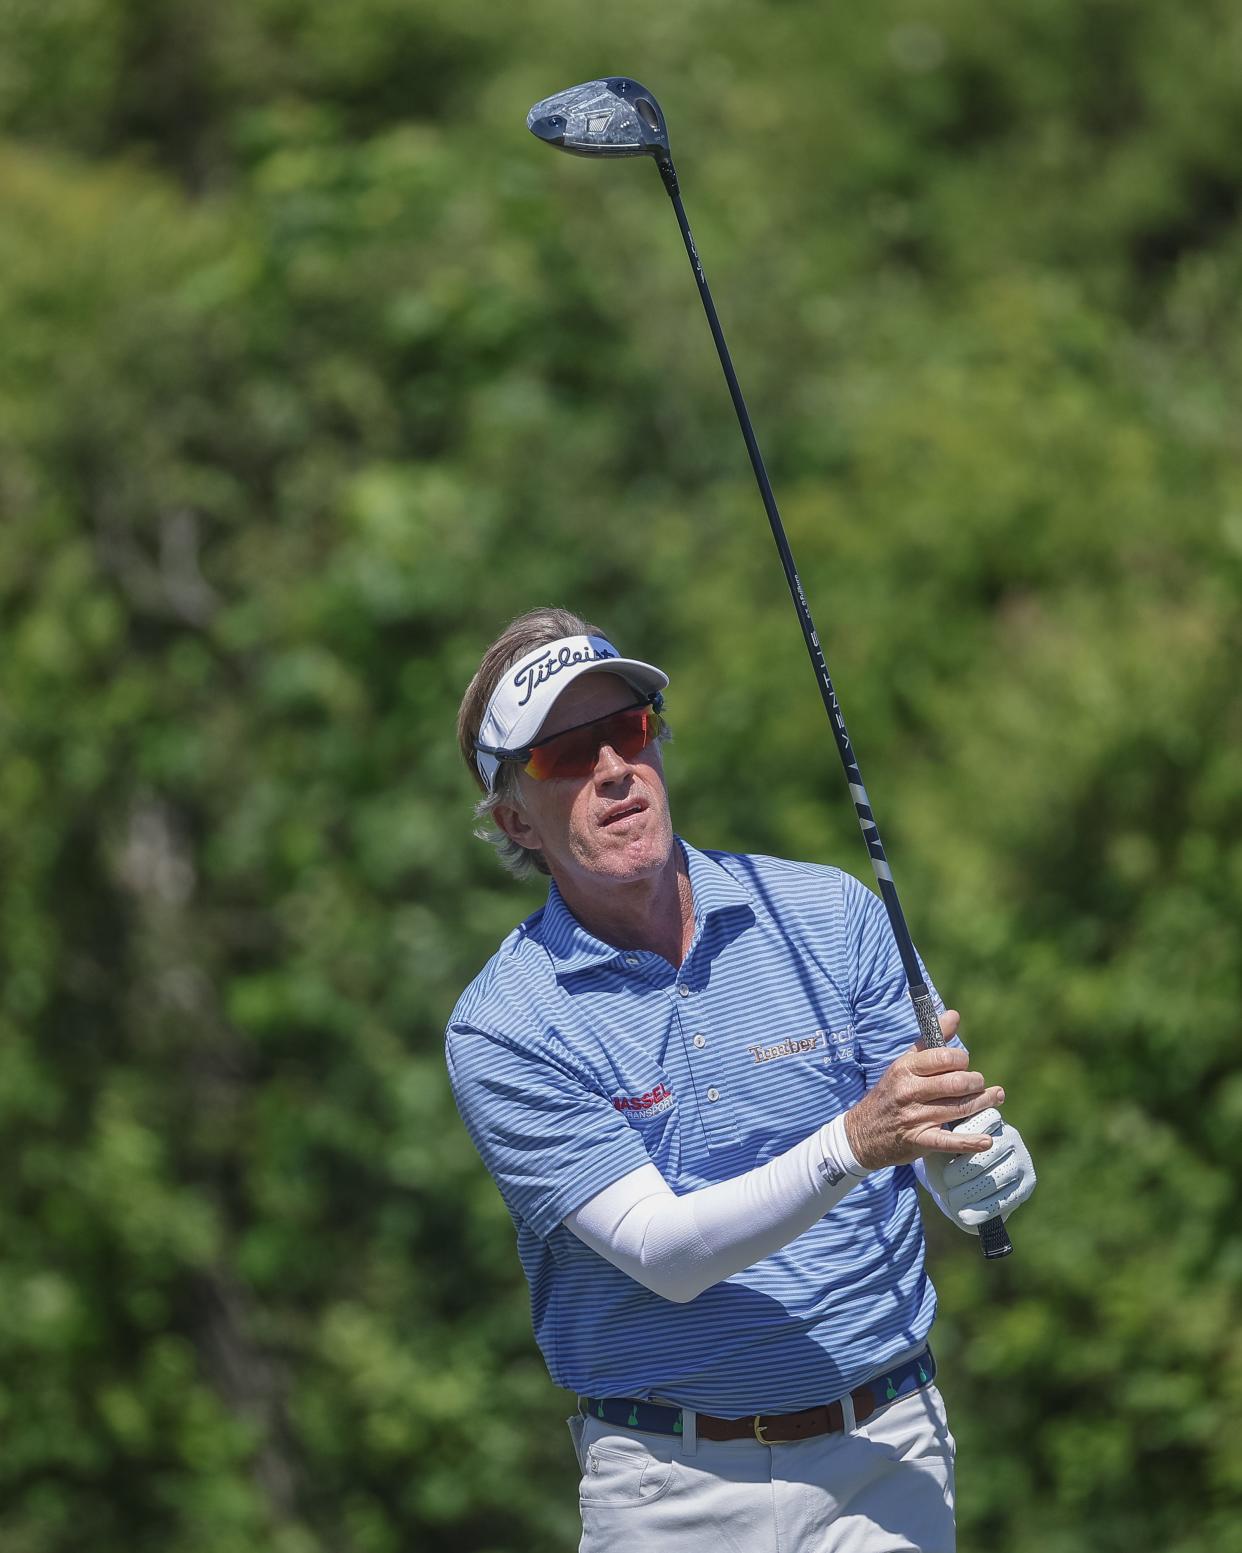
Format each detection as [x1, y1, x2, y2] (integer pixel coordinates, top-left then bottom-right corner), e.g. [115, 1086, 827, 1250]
[692, 1034, 706, 1049]
[677, 984, 690, 998]
[706, 1087, 720, 1102]
[625, 955, 639, 966]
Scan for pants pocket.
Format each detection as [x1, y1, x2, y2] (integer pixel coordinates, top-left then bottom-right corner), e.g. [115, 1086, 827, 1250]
[579, 1439, 678, 1508]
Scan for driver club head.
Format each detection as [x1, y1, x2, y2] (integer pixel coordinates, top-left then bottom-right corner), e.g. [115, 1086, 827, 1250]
[526, 78, 670, 160]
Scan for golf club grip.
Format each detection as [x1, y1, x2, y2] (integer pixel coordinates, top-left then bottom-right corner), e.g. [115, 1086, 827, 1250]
[912, 993, 1013, 1259]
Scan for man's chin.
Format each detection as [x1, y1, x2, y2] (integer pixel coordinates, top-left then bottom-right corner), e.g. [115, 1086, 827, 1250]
[576, 823, 673, 882]
[603, 840, 671, 881]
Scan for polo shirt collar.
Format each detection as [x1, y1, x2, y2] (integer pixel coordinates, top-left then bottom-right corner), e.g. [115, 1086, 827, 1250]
[540, 837, 755, 977]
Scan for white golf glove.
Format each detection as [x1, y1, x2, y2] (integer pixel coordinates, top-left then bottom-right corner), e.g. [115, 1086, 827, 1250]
[917, 1109, 1036, 1234]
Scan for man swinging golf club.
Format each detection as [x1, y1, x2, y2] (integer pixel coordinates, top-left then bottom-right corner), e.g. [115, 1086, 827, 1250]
[446, 606, 1036, 1552]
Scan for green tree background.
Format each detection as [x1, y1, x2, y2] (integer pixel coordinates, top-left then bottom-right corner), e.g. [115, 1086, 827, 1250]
[2, 2, 1240, 1549]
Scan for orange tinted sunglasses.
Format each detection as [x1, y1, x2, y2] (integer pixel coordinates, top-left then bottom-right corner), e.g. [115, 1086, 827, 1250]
[478, 695, 665, 782]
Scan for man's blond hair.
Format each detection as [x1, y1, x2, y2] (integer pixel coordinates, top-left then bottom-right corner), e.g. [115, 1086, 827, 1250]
[456, 607, 605, 879]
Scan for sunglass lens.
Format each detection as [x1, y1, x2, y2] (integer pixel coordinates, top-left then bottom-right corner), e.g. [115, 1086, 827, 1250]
[608, 708, 656, 760]
[524, 707, 657, 781]
[525, 724, 599, 781]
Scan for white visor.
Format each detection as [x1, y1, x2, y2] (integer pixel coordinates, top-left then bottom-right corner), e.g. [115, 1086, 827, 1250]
[474, 634, 669, 794]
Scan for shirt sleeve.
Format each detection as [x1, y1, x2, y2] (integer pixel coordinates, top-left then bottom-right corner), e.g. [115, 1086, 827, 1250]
[564, 1113, 866, 1303]
[839, 871, 949, 1087]
[445, 1020, 653, 1240]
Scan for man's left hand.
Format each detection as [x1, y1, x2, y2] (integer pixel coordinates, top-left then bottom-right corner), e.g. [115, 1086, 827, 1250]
[918, 1108, 1036, 1233]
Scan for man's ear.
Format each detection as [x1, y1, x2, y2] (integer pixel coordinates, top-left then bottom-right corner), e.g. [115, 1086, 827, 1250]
[493, 797, 543, 853]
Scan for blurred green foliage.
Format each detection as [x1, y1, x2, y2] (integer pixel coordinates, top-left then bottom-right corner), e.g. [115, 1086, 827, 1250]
[1, 1, 1240, 1549]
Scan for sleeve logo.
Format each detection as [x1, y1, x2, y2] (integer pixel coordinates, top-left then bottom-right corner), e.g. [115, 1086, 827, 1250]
[611, 1081, 675, 1117]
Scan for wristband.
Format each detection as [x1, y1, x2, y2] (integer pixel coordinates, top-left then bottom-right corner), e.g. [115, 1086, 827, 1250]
[819, 1112, 868, 1187]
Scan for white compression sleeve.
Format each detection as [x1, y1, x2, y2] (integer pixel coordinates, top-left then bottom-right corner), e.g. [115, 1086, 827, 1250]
[563, 1114, 868, 1304]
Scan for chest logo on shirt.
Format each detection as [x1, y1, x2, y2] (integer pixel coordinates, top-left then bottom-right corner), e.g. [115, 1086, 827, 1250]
[612, 1081, 675, 1118]
[747, 1033, 824, 1064]
[747, 1027, 853, 1066]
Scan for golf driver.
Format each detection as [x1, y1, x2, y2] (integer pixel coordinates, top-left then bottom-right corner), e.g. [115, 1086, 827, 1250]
[527, 77, 1013, 1260]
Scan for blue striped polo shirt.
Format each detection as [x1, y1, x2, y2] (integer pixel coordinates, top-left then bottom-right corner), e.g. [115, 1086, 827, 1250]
[445, 839, 944, 1416]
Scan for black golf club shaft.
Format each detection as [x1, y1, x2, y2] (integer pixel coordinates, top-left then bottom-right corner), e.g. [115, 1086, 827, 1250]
[655, 157, 1012, 1260]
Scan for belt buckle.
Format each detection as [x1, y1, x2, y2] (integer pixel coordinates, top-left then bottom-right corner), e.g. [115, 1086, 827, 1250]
[753, 1414, 779, 1444]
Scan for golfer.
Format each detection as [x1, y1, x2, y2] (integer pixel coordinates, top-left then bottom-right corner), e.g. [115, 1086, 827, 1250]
[446, 607, 1036, 1553]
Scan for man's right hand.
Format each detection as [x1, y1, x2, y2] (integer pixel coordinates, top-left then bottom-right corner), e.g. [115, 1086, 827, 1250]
[844, 1039, 1005, 1171]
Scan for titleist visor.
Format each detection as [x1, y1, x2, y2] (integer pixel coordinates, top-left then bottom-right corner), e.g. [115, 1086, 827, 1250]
[474, 634, 668, 793]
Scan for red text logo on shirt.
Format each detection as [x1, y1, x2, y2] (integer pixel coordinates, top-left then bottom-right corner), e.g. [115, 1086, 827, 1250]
[612, 1081, 675, 1117]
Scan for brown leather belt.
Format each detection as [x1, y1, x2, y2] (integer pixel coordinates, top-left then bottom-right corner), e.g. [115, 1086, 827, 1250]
[579, 1349, 935, 1444]
[696, 1383, 880, 1443]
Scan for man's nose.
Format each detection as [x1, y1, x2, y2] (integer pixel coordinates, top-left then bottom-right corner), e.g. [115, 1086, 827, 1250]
[593, 741, 633, 783]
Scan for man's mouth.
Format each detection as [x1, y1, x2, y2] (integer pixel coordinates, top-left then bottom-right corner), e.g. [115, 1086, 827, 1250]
[600, 799, 646, 828]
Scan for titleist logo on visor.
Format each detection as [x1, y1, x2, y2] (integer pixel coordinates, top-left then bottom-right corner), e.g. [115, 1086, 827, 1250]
[512, 641, 620, 706]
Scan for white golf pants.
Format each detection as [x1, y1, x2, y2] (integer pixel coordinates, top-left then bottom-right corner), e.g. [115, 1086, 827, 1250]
[567, 1383, 956, 1553]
